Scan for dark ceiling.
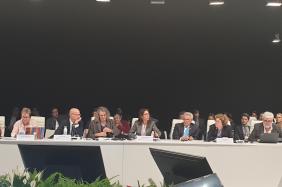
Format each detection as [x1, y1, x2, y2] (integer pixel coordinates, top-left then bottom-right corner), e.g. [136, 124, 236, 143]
[0, 0, 281, 126]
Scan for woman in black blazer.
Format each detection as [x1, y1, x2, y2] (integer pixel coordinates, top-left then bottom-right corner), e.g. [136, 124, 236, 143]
[207, 113, 233, 141]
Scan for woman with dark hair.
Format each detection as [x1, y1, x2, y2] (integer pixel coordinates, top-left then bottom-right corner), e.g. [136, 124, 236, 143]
[129, 108, 161, 137]
[207, 113, 232, 141]
[113, 113, 130, 135]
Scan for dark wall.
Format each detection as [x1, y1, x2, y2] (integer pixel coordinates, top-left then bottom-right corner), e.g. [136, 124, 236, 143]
[0, 0, 282, 130]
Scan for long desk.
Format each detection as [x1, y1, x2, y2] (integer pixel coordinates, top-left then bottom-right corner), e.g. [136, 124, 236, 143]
[0, 139, 282, 187]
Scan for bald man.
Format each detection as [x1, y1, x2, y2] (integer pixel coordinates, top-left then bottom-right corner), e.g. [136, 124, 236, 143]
[54, 108, 84, 137]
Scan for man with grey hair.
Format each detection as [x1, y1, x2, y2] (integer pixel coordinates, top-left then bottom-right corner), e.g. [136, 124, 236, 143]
[172, 112, 200, 141]
[248, 111, 282, 142]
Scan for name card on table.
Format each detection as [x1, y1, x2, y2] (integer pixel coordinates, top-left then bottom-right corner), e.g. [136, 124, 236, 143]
[17, 134, 35, 141]
[53, 135, 71, 141]
[136, 136, 154, 142]
[216, 137, 234, 144]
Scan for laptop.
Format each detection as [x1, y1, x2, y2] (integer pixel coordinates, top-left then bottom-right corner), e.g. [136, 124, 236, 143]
[259, 133, 279, 143]
[149, 148, 214, 185]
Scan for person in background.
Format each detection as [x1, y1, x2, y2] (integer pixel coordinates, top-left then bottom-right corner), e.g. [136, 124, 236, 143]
[83, 108, 98, 137]
[207, 113, 233, 141]
[178, 111, 186, 120]
[248, 111, 282, 142]
[113, 113, 130, 136]
[276, 113, 282, 130]
[251, 111, 258, 120]
[207, 113, 215, 120]
[129, 108, 161, 137]
[234, 113, 250, 141]
[193, 109, 206, 140]
[54, 108, 84, 137]
[45, 108, 62, 131]
[11, 107, 37, 137]
[87, 106, 114, 139]
[258, 112, 264, 121]
[31, 107, 40, 116]
[7, 107, 20, 136]
[173, 112, 199, 141]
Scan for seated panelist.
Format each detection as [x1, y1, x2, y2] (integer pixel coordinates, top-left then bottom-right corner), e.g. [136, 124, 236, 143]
[87, 106, 114, 139]
[129, 108, 161, 138]
[54, 108, 84, 137]
[248, 111, 282, 142]
[172, 112, 200, 141]
[207, 113, 232, 141]
[11, 107, 37, 138]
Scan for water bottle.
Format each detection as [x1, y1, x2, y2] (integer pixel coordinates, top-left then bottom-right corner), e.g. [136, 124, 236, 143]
[63, 126, 68, 135]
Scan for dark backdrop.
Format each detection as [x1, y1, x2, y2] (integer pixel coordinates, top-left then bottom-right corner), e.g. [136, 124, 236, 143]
[0, 0, 282, 130]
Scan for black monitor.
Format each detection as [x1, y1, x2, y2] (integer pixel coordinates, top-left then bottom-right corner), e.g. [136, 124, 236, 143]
[149, 148, 213, 185]
[18, 145, 106, 183]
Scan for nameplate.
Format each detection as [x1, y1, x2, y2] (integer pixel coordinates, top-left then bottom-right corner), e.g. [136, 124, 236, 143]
[136, 136, 154, 141]
[216, 137, 234, 144]
[53, 135, 72, 141]
[16, 134, 35, 141]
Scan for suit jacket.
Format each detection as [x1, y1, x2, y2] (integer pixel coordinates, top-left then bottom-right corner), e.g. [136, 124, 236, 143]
[172, 123, 200, 140]
[87, 120, 115, 139]
[248, 122, 282, 142]
[194, 117, 206, 139]
[54, 119, 84, 137]
[234, 124, 250, 140]
[129, 120, 161, 137]
[207, 124, 233, 141]
[45, 117, 63, 130]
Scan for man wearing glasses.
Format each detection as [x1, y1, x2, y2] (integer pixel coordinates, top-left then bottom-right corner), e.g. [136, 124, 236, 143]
[54, 108, 84, 137]
[248, 111, 282, 142]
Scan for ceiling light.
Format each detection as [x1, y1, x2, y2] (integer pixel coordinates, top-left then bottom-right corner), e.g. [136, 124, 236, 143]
[150, 0, 165, 5]
[96, 0, 110, 2]
[209, 1, 224, 6]
[266, 1, 282, 6]
[272, 34, 281, 43]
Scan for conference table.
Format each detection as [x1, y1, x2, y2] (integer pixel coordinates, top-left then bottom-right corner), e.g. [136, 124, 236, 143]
[0, 139, 282, 187]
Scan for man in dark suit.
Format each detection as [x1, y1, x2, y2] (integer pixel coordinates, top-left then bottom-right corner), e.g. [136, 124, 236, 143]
[173, 112, 199, 141]
[249, 111, 282, 142]
[234, 113, 251, 140]
[54, 108, 84, 137]
[45, 108, 63, 131]
[193, 109, 206, 140]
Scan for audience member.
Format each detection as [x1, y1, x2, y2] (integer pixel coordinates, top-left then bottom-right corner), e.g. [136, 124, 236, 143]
[193, 109, 206, 140]
[45, 108, 62, 131]
[172, 112, 199, 141]
[276, 113, 282, 129]
[129, 108, 161, 137]
[249, 111, 282, 142]
[113, 113, 130, 135]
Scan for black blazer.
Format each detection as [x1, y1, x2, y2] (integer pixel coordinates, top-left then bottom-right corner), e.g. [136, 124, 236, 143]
[194, 117, 206, 139]
[234, 124, 250, 140]
[248, 122, 282, 142]
[172, 123, 200, 140]
[45, 117, 63, 130]
[54, 119, 84, 137]
[207, 124, 233, 141]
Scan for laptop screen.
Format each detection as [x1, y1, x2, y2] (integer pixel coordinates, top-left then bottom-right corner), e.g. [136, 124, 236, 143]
[149, 148, 213, 185]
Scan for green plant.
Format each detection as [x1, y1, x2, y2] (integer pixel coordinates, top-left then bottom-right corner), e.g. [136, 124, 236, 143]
[0, 168, 122, 187]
